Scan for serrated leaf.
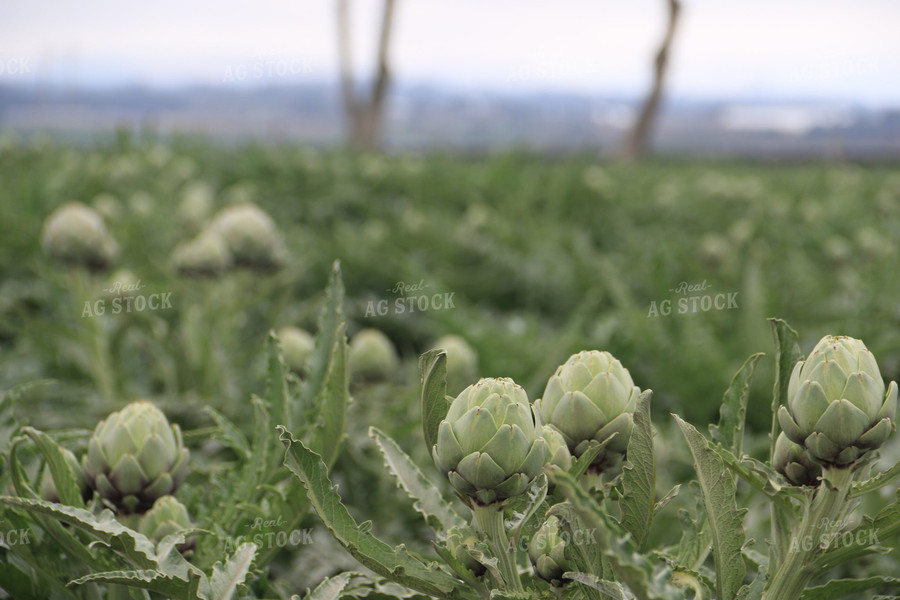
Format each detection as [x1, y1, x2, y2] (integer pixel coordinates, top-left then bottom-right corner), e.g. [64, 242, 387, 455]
[3, 442, 96, 567]
[419, 350, 449, 452]
[209, 542, 256, 600]
[304, 571, 361, 600]
[300, 260, 346, 423]
[22, 426, 85, 508]
[237, 396, 271, 501]
[265, 331, 291, 430]
[621, 390, 655, 551]
[278, 427, 464, 598]
[306, 321, 349, 470]
[68, 569, 197, 597]
[564, 572, 626, 598]
[655, 485, 680, 516]
[0, 496, 202, 583]
[851, 461, 900, 497]
[709, 353, 763, 456]
[368, 426, 466, 532]
[673, 416, 746, 600]
[204, 407, 251, 460]
[568, 436, 614, 480]
[768, 319, 801, 462]
[800, 576, 900, 600]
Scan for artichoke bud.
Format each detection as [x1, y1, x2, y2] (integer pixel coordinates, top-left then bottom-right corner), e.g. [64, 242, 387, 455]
[41, 202, 119, 271]
[172, 231, 232, 277]
[444, 526, 486, 577]
[535, 351, 640, 473]
[432, 377, 547, 506]
[83, 401, 190, 514]
[542, 425, 573, 472]
[528, 516, 570, 586]
[777, 336, 897, 467]
[207, 203, 285, 271]
[277, 326, 315, 374]
[433, 335, 479, 395]
[349, 328, 399, 381]
[138, 495, 195, 553]
[773, 433, 822, 487]
[40, 447, 89, 504]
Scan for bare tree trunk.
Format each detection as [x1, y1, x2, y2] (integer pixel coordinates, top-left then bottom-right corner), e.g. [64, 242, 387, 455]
[336, 0, 359, 137]
[336, 0, 397, 151]
[620, 0, 681, 161]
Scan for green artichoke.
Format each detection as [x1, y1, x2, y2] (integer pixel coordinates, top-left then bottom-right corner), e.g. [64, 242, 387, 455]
[172, 230, 232, 277]
[40, 448, 89, 504]
[433, 377, 547, 505]
[41, 202, 119, 271]
[528, 516, 570, 586]
[778, 335, 897, 467]
[138, 495, 195, 553]
[278, 326, 315, 373]
[444, 526, 486, 577]
[207, 203, 285, 270]
[349, 328, 399, 381]
[83, 401, 190, 514]
[434, 334, 479, 395]
[773, 433, 822, 487]
[535, 351, 640, 472]
[541, 425, 573, 472]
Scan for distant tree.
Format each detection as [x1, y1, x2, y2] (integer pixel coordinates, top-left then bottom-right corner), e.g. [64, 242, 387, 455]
[337, 0, 397, 151]
[620, 0, 682, 160]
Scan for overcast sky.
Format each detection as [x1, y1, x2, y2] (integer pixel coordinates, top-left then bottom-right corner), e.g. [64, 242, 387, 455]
[0, 0, 897, 105]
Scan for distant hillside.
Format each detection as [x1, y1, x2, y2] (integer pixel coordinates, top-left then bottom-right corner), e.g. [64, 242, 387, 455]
[2, 83, 899, 160]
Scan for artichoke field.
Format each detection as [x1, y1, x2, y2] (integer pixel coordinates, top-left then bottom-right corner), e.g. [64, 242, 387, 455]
[1, 142, 899, 600]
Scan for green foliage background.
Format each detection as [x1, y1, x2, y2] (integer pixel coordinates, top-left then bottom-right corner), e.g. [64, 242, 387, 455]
[2, 136, 898, 434]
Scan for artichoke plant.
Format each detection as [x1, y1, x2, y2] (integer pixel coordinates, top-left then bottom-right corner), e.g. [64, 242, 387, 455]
[542, 425, 572, 472]
[83, 401, 190, 514]
[528, 516, 570, 586]
[777, 335, 897, 467]
[349, 328, 399, 381]
[172, 231, 232, 277]
[535, 351, 641, 472]
[138, 495, 195, 553]
[207, 203, 285, 270]
[41, 202, 119, 271]
[432, 377, 547, 505]
[773, 433, 822, 487]
[40, 447, 89, 504]
[278, 326, 315, 374]
[433, 334, 478, 395]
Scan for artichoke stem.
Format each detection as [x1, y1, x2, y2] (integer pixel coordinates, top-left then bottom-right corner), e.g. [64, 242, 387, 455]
[472, 504, 524, 593]
[763, 467, 854, 600]
[71, 269, 116, 407]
